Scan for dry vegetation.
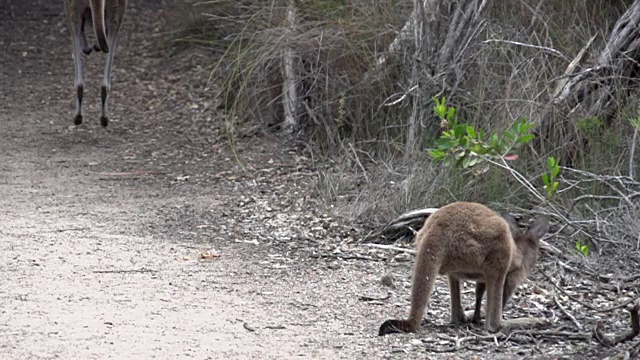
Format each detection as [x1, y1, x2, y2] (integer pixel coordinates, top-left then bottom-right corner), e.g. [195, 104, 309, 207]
[174, 0, 640, 356]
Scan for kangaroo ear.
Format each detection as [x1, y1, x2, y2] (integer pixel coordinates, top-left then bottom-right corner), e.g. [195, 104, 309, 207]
[500, 212, 520, 234]
[527, 216, 550, 240]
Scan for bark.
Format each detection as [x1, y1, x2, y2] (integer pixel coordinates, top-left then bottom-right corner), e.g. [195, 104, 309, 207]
[397, 0, 491, 159]
[281, 0, 299, 133]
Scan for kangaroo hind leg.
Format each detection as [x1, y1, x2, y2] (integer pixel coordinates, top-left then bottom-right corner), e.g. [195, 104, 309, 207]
[67, 8, 86, 125]
[100, 1, 127, 127]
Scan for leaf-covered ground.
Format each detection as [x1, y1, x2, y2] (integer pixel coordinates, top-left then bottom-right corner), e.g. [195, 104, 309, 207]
[0, 0, 637, 359]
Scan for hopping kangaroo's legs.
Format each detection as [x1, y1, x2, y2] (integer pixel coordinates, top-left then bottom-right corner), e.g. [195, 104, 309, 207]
[64, 1, 87, 125]
[100, 0, 127, 127]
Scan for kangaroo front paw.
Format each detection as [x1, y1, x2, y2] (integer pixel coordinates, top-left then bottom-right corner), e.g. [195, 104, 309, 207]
[74, 114, 83, 125]
[100, 116, 109, 127]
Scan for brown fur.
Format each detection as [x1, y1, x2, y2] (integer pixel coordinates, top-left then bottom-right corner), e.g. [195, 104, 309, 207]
[379, 202, 549, 336]
[63, 0, 128, 127]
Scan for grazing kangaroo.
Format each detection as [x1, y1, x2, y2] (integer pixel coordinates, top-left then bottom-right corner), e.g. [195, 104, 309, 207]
[63, 0, 128, 127]
[379, 202, 549, 336]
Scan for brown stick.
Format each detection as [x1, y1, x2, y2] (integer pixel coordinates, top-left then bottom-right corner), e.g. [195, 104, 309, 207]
[593, 301, 640, 347]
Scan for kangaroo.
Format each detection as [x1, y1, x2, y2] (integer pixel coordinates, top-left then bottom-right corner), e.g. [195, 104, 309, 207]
[379, 202, 549, 336]
[63, 0, 128, 127]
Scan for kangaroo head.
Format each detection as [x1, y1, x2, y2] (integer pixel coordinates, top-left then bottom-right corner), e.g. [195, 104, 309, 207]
[501, 214, 549, 262]
[500, 213, 549, 307]
[513, 216, 549, 271]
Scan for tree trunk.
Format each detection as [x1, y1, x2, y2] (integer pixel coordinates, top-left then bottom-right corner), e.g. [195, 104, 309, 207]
[281, 0, 299, 133]
[396, 0, 491, 160]
[539, 0, 640, 162]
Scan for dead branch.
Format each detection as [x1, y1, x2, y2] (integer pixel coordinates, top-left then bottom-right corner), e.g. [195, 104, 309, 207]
[361, 208, 437, 243]
[361, 243, 416, 255]
[358, 293, 391, 302]
[553, 295, 584, 331]
[593, 301, 640, 347]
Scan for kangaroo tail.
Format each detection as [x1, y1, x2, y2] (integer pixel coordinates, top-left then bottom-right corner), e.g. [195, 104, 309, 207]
[379, 235, 440, 336]
[90, 0, 109, 53]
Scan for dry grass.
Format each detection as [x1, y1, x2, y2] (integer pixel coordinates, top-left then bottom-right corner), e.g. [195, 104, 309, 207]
[174, 0, 640, 243]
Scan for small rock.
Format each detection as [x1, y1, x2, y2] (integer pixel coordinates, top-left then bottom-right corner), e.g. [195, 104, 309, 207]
[381, 273, 395, 288]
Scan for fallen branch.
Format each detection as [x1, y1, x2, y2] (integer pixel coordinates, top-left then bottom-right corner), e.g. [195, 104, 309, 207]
[593, 301, 640, 347]
[361, 243, 416, 254]
[553, 295, 584, 330]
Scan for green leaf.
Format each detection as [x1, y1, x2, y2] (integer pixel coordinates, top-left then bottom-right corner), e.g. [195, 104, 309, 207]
[466, 126, 476, 139]
[517, 134, 535, 143]
[547, 156, 556, 169]
[429, 149, 446, 160]
[552, 166, 560, 178]
[490, 133, 500, 148]
[521, 120, 534, 133]
[467, 156, 479, 167]
[542, 174, 550, 186]
[503, 130, 515, 142]
[447, 107, 456, 121]
[454, 125, 465, 139]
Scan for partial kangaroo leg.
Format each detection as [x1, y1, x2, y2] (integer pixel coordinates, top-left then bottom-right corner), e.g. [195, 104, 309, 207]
[468, 281, 485, 323]
[99, 25, 122, 127]
[79, 15, 94, 55]
[448, 276, 468, 324]
[378, 249, 440, 335]
[484, 272, 507, 332]
[99, 1, 127, 127]
[67, 12, 86, 125]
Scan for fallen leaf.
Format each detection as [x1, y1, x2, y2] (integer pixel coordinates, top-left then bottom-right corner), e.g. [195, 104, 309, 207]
[200, 250, 220, 259]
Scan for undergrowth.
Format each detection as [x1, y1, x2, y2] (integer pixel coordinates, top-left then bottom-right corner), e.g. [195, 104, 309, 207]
[173, 0, 640, 256]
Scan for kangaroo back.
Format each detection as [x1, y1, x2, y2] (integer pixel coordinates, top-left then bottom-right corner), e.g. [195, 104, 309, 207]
[89, 0, 109, 52]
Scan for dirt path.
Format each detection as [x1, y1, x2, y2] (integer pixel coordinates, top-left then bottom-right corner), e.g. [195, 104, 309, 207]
[0, 1, 403, 359]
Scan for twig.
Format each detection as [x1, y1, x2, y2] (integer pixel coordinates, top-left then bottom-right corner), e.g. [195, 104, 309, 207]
[482, 39, 569, 61]
[93, 268, 156, 274]
[361, 243, 416, 254]
[510, 329, 591, 341]
[553, 295, 583, 330]
[52, 227, 89, 233]
[541, 270, 637, 312]
[349, 142, 370, 184]
[593, 301, 640, 347]
[630, 126, 638, 180]
[359, 293, 391, 302]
